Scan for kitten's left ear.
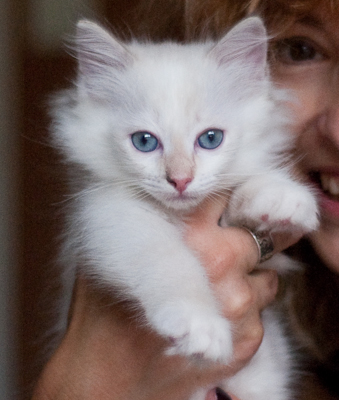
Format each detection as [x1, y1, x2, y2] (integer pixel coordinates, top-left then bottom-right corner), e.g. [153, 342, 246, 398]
[210, 17, 268, 81]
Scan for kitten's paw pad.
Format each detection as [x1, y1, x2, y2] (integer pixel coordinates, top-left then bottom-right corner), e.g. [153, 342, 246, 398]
[230, 182, 319, 233]
[152, 303, 233, 364]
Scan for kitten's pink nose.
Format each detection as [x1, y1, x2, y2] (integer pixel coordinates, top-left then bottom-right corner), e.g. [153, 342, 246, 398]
[167, 176, 192, 194]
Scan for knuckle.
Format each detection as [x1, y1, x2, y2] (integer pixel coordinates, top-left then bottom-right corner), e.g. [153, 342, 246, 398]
[223, 285, 254, 320]
[260, 270, 279, 307]
[234, 322, 264, 363]
[268, 271, 279, 297]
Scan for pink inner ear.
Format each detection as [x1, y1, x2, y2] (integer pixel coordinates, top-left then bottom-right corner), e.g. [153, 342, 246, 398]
[244, 40, 267, 70]
[210, 17, 267, 79]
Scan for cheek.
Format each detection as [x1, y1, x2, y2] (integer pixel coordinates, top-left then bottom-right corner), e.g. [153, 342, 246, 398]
[311, 227, 339, 274]
[272, 66, 329, 136]
[125, 148, 162, 178]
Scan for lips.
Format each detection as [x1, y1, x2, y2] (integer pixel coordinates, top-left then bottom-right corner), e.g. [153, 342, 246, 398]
[319, 173, 339, 198]
[310, 171, 339, 220]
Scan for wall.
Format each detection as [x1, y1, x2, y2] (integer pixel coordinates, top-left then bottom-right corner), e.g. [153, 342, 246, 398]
[0, 0, 20, 397]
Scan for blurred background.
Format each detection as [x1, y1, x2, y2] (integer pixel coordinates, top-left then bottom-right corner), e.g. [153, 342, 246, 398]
[0, 0, 187, 398]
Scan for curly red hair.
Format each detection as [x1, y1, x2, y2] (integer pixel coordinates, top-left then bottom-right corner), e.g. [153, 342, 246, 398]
[184, 0, 339, 38]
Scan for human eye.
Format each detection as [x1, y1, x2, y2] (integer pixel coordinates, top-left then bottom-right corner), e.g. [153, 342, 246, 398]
[271, 37, 327, 65]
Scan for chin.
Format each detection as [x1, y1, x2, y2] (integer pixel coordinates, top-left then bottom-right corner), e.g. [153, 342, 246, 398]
[158, 195, 203, 212]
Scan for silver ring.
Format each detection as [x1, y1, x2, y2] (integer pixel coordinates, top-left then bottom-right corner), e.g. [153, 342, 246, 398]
[242, 227, 274, 264]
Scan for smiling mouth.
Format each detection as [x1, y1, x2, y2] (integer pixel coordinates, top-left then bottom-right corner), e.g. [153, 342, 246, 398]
[310, 172, 339, 201]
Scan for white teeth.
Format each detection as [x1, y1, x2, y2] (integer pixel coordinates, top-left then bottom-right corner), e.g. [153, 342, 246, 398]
[320, 173, 339, 196]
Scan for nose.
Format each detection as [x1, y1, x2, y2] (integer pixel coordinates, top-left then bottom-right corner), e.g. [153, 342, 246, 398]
[166, 175, 192, 194]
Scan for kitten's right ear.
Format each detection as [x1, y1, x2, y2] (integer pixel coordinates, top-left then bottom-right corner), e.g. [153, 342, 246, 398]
[75, 20, 132, 79]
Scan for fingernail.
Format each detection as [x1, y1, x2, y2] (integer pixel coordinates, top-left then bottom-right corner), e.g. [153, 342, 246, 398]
[205, 388, 218, 400]
[216, 387, 232, 400]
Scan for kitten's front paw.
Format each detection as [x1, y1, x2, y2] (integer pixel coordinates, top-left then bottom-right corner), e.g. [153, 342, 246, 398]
[151, 302, 233, 364]
[229, 180, 319, 233]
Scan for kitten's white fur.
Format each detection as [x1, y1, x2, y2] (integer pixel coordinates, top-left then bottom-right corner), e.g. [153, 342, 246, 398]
[51, 17, 318, 399]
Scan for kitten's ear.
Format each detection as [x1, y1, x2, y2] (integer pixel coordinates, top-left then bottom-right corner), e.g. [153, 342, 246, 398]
[75, 20, 132, 79]
[210, 17, 267, 80]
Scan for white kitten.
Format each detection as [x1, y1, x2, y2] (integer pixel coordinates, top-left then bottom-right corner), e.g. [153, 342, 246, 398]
[51, 17, 318, 400]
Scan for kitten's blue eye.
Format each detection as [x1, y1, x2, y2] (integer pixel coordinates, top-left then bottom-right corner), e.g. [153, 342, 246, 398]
[131, 131, 158, 152]
[198, 129, 224, 150]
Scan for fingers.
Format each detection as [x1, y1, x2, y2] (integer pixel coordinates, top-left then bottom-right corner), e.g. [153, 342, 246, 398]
[185, 224, 259, 280]
[216, 269, 278, 320]
[189, 196, 304, 255]
[205, 388, 238, 400]
[271, 230, 303, 253]
[184, 198, 286, 374]
[212, 266, 277, 369]
[250, 268, 278, 309]
[186, 197, 228, 226]
[231, 311, 264, 369]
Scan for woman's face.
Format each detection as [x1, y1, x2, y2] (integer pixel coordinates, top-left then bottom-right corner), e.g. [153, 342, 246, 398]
[271, 3, 339, 273]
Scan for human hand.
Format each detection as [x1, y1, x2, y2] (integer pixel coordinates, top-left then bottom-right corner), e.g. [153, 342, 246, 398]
[184, 197, 300, 375]
[32, 277, 239, 400]
[32, 198, 300, 400]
